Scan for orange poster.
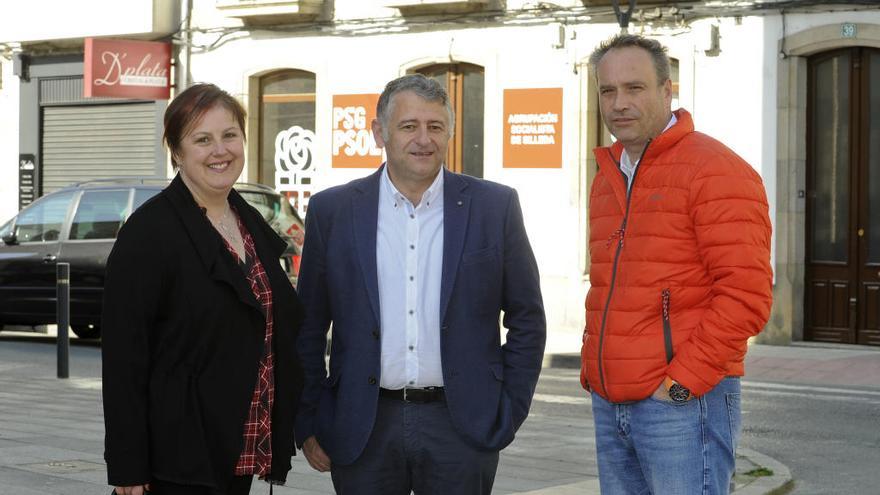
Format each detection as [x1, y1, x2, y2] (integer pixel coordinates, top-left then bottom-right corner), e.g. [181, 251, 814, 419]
[332, 94, 384, 168]
[503, 88, 563, 168]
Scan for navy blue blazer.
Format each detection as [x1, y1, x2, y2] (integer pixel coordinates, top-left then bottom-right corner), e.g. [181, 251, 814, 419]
[295, 167, 546, 465]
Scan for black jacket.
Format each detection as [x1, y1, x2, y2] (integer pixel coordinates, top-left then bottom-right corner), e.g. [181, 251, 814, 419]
[102, 175, 304, 488]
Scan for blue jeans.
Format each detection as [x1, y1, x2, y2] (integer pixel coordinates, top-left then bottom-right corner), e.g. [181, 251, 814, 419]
[591, 377, 742, 495]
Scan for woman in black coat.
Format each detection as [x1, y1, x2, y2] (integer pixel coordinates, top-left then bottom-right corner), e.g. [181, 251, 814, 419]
[102, 83, 304, 495]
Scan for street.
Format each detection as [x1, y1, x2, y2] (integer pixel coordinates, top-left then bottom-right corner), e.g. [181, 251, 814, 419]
[0, 335, 878, 493]
[739, 380, 880, 494]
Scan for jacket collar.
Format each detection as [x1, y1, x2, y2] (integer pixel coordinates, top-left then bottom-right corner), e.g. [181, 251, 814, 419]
[349, 165, 470, 323]
[351, 167, 384, 324]
[604, 108, 695, 165]
[163, 174, 266, 313]
[594, 109, 694, 210]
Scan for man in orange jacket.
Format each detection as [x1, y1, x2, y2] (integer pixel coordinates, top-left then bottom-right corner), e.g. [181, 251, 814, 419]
[581, 34, 773, 494]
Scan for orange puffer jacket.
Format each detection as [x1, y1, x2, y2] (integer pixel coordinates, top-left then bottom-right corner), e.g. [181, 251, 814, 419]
[580, 109, 773, 403]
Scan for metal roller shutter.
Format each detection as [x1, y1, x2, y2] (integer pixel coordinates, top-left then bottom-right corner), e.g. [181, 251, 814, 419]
[41, 103, 158, 193]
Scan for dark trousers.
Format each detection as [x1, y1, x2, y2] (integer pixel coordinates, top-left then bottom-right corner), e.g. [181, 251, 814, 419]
[330, 397, 499, 495]
[148, 475, 253, 495]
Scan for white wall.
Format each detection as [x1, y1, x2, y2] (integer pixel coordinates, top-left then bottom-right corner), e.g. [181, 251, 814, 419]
[0, 0, 177, 43]
[188, 21, 596, 348]
[1, 0, 875, 348]
[185, 1, 880, 351]
[784, 10, 878, 34]
[0, 59, 19, 224]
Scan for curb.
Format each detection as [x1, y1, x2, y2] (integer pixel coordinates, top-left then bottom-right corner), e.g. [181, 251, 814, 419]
[734, 448, 794, 495]
[540, 354, 795, 495]
[0, 332, 102, 347]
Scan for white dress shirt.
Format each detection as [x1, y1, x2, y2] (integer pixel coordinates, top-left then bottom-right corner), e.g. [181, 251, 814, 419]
[620, 113, 678, 192]
[376, 166, 444, 389]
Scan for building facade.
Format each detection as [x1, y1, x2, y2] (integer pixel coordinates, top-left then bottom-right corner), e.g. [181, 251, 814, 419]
[2, 0, 879, 349]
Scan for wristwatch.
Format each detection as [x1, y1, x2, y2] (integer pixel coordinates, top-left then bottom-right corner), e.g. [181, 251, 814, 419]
[663, 377, 692, 403]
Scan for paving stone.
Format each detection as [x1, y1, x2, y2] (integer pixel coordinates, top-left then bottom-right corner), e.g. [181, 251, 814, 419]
[0, 338, 807, 494]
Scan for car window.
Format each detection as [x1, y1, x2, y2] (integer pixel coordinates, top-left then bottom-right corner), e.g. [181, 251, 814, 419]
[14, 191, 76, 242]
[70, 190, 130, 240]
[133, 188, 161, 213]
[239, 191, 276, 222]
[239, 190, 304, 242]
[274, 194, 304, 243]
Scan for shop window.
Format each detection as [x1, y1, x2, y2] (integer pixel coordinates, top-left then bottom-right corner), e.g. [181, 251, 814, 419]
[415, 63, 484, 178]
[259, 70, 316, 216]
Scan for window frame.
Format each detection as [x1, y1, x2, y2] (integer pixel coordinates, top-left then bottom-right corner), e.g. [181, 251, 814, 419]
[414, 62, 485, 177]
[68, 189, 133, 242]
[11, 190, 77, 244]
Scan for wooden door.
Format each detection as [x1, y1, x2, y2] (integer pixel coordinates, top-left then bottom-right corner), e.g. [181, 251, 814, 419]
[806, 47, 880, 345]
[416, 63, 484, 177]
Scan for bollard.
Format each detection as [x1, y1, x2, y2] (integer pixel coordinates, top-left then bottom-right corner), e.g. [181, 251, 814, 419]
[56, 262, 70, 379]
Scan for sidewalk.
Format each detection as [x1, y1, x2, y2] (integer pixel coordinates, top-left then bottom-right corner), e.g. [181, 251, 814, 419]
[540, 339, 880, 495]
[2, 336, 877, 494]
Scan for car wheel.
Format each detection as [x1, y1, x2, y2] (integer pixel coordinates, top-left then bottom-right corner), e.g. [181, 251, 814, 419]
[71, 324, 101, 339]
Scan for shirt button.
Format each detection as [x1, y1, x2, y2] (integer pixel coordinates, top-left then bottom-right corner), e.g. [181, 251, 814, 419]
[409, 380, 415, 385]
[410, 214, 415, 219]
[408, 310, 414, 315]
[409, 244, 415, 250]
[408, 345, 414, 351]
[409, 276, 414, 281]
[372, 329, 380, 339]
[368, 376, 377, 385]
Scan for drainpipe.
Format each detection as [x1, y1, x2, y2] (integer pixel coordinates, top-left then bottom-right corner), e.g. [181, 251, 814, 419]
[176, 0, 192, 93]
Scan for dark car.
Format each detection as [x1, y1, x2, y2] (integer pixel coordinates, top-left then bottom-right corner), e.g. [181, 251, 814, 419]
[0, 178, 304, 339]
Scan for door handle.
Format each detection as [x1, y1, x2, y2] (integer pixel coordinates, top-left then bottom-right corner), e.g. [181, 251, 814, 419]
[42, 254, 57, 263]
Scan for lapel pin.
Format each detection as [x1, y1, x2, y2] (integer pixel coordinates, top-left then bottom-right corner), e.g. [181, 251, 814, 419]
[457, 200, 463, 206]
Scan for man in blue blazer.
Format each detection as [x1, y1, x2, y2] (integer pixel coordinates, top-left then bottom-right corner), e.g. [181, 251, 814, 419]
[295, 74, 546, 494]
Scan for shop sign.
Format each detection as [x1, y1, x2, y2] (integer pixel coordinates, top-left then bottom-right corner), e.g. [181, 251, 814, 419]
[503, 88, 563, 168]
[18, 154, 36, 209]
[84, 38, 171, 99]
[331, 94, 383, 168]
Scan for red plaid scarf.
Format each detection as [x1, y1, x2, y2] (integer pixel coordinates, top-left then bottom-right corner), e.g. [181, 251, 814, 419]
[221, 211, 275, 477]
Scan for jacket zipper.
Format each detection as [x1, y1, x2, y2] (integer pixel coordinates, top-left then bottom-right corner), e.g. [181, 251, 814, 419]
[596, 139, 652, 398]
[662, 288, 673, 364]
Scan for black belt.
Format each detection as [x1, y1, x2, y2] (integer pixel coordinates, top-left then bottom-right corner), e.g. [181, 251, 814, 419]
[379, 387, 445, 403]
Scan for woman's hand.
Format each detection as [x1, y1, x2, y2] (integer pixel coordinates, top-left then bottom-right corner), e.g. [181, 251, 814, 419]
[114, 484, 150, 494]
